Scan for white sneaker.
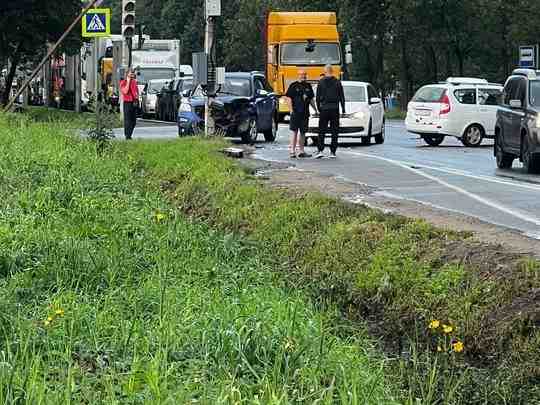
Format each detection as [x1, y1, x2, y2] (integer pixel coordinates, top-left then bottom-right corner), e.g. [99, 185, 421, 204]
[315, 152, 325, 159]
[329, 153, 337, 159]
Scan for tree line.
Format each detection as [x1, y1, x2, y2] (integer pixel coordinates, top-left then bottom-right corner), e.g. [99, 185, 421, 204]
[2, 0, 540, 108]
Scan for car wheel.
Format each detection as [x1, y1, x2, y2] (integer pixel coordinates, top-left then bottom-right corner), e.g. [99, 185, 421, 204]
[461, 124, 484, 147]
[263, 117, 277, 142]
[422, 135, 444, 146]
[522, 134, 540, 174]
[362, 119, 373, 145]
[241, 118, 258, 144]
[495, 137, 514, 169]
[374, 120, 385, 144]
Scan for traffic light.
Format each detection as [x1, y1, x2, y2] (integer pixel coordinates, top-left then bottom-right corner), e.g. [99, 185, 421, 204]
[122, 0, 135, 38]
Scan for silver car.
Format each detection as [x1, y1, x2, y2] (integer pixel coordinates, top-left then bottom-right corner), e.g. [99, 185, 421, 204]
[141, 79, 171, 118]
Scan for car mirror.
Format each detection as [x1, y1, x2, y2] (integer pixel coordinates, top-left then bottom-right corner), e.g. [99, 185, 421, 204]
[509, 99, 522, 109]
[370, 97, 381, 104]
[257, 89, 269, 97]
[182, 89, 191, 98]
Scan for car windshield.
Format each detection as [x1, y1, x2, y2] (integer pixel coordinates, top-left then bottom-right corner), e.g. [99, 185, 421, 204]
[136, 68, 175, 84]
[343, 85, 367, 102]
[181, 79, 194, 92]
[530, 81, 540, 107]
[148, 81, 169, 94]
[281, 43, 341, 66]
[216, 78, 251, 97]
[412, 86, 446, 103]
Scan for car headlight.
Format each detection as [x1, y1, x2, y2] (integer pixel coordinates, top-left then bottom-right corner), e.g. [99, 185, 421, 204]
[179, 103, 192, 112]
[352, 111, 367, 120]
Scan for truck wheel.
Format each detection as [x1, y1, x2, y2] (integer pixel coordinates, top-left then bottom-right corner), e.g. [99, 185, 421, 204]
[495, 138, 514, 169]
[461, 124, 484, 147]
[241, 118, 258, 144]
[263, 118, 277, 142]
[422, 135, 444, 146]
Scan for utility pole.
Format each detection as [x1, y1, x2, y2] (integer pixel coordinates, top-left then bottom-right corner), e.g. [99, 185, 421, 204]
[204, 0, 221, 136]
[75, 53, 81, 112]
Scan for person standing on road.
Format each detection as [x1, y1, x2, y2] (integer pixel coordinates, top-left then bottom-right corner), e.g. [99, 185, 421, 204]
[316, 65, 345, 159]
[120, 68, 139, 140]
[285, 70, 317, 158]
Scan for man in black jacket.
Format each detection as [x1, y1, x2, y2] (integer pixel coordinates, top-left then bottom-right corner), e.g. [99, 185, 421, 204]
[316, 65, 346, 158]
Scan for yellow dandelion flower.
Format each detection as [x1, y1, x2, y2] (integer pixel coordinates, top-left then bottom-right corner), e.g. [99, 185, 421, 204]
[452, 341, 464, 353]
[55, 309, 65, 316]
[47, 316, 53, 322]
[437, 345, 443, 352]
[443, 324, 453, 334]
[429, 320, 440, 329]
[44, 320, 51, 327]
[155, 212, 166, 222]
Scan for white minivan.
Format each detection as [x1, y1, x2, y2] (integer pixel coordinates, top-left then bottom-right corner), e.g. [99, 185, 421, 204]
[405, 78, 503, 146]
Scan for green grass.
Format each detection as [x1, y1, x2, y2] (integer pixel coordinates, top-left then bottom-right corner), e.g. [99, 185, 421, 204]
[385, 109, 407, 120]
[20, 105, 122, 129]
[2, 109, 539, 404]
[127, 139, 540, 404]
[0, 113, 399, 403]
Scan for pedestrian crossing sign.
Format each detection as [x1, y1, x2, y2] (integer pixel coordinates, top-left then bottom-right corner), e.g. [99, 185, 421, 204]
[82, 8, 110, 37]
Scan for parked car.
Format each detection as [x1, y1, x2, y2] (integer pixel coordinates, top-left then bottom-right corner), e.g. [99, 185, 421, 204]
[405, 78, 503, 147]
[141, 79, 171, 118]
[157, 76, 193, 122]
[306, 81, 385, 145]
[495, 69, 540, 173]
[178, 72, 278, 143]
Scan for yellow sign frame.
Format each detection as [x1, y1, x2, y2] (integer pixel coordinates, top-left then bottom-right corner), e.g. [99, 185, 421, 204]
[82, 8, 111, 38]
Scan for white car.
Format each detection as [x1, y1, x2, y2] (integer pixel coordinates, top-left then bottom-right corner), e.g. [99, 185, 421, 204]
[307, 81, 385, 145]
[405, 78, 503, 147]
[141, 79, 171, 118]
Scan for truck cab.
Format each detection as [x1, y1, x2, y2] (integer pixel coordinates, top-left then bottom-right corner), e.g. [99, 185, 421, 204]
[265, 12, 343, 122]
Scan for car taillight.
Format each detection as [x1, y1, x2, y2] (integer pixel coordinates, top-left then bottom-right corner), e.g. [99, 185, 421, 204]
[439, 91, 451, 115]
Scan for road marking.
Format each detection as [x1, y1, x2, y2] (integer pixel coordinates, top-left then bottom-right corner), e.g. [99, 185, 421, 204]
[346, 150, 540, 227]
[345, 151, 540, 192]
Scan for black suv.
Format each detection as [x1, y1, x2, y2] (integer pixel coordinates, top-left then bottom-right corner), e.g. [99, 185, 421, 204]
[495, 69, 540, 173]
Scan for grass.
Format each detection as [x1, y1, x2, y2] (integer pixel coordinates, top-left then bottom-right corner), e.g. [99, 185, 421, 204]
[0, 113, 399, 403]
[385, 109, 407, 120]
[127, 139, 540, 404]
[2, 109, 539, 404]
[20, 105, 122, 129]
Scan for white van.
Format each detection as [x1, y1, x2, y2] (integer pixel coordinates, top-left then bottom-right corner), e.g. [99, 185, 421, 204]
[405, 78, 503, 146]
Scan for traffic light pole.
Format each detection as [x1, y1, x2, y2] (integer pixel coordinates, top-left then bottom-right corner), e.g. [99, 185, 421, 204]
[204, 16, 215, 136]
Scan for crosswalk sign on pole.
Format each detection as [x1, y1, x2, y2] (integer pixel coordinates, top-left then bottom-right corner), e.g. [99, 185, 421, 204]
[82, 8, 111, 37]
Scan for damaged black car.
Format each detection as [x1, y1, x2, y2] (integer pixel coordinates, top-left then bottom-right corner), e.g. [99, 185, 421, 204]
[177, 72, 278, 143]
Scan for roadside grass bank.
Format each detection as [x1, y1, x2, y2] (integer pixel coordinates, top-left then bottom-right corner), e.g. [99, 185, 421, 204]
[19, 105, 122, 129]
[128, 139, 540, 404]
[0, 114, 398, 403]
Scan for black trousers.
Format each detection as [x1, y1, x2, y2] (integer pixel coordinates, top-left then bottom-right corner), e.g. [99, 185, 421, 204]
[318, 109, 340, 153]
[123, 101, 137, 139]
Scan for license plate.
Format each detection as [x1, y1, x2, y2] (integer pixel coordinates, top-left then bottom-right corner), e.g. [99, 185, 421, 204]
[415, 109, 431, 117]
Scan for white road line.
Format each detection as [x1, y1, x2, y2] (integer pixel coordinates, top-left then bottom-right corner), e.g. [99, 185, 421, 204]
[345, 151, 540, 192]
[346, 151, 540, 226]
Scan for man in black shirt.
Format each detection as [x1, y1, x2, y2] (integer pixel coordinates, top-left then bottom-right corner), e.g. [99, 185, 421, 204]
[285, 70, 317, 158]
[316, 65, 346, 159]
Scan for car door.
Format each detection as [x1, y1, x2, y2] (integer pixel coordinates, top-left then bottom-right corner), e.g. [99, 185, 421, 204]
[499, 78, 520, 151]
[452, 88, 477, 134]
[367, 85, 383, 131]
[253, 76, 274, 131]
[477, 87, 503, 136]
[509, 78, 527, 151]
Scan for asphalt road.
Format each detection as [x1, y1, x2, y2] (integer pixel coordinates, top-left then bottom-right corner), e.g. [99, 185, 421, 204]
[116, 119, 540, 240]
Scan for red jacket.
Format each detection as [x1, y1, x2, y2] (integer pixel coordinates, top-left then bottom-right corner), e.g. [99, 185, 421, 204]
[120, 78, 139, 102]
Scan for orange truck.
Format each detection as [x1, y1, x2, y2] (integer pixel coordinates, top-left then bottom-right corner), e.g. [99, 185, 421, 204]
[265, 12, 343, 122]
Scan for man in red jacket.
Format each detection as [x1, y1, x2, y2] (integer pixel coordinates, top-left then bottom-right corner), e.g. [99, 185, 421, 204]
[120, 68, 139, 140]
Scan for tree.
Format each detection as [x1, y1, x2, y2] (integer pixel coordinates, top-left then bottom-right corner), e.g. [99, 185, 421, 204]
[0, 0, 82, 105]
